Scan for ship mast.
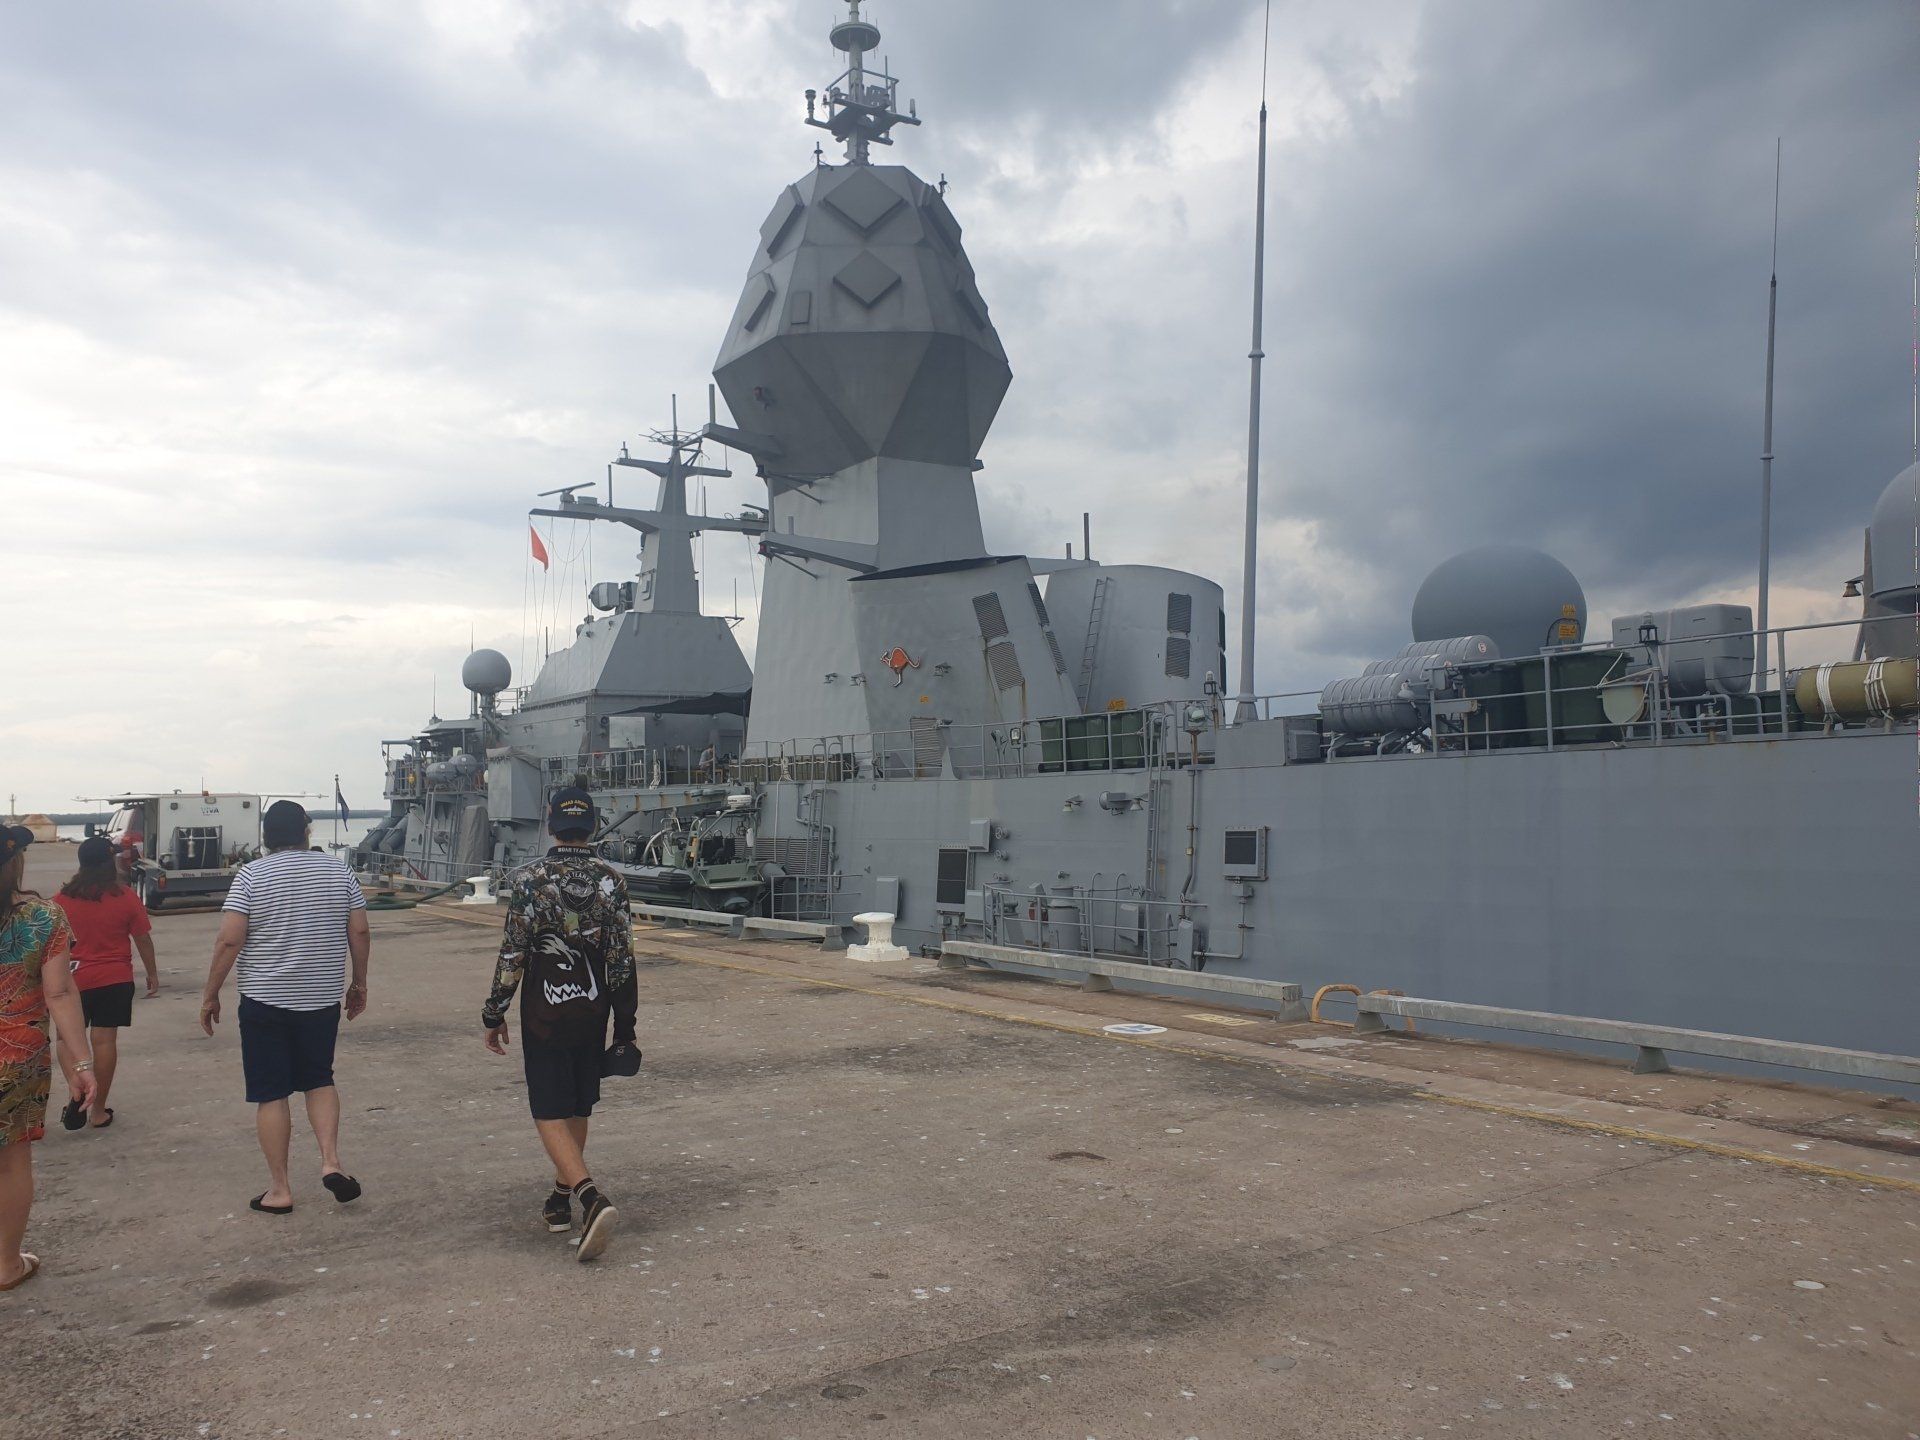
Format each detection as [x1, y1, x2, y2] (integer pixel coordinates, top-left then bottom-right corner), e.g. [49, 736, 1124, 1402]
[1232, 3, 1274, 725]
[1755, 141, 1781, 692]
[804, 0, 920, 165]
[532, 400, 768, 616]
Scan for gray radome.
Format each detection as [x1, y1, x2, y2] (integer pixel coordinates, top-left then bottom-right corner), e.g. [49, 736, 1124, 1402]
[461, 647, 513, 697]
[1867, 462, 1920, 597]
[1412, 545, 1586, 657]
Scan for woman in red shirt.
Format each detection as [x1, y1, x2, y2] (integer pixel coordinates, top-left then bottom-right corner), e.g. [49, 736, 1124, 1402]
[52, 837, 157, 1129]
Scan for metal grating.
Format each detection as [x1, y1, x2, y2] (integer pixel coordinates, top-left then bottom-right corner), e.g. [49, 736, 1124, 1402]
[1043, 627, 1067, 675]
[971, 592, 1010, 641]
[1167, 592, 1193, 634]
[1165, 636, 1191, 678]
[986, 641, 1026, 692]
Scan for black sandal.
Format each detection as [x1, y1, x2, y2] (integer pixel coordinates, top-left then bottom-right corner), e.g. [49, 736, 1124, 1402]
[250, 1194, 293, 1215]
[60, 1099, 86, 1132]
[89, 1109, 114, 1129]
[322, 1172, 362, 1204]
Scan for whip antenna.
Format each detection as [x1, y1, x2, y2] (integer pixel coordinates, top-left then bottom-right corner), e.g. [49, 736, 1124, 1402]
[1755, 140, 1781, 691]
[1232, 0, 1274, 724]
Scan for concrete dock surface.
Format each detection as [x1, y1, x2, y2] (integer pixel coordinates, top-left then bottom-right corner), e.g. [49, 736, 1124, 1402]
[6, 843, 1918, 1439]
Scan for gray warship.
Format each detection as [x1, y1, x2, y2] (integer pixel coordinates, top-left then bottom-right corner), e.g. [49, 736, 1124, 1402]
[362, 3, 1920, 1061]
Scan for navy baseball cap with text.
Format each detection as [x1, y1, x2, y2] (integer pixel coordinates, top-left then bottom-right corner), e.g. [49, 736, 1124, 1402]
[547, 787, 596, 838]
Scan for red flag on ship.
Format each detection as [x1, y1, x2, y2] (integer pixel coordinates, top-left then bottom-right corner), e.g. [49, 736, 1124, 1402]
[529, 524, 550, 570]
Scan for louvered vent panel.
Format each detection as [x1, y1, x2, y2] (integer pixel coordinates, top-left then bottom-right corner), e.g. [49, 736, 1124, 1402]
[753, 836, 828, 872]
[1043, 628, 1068, 674]
[1165, 636, 1192, 678]
[1167, 592, 1193, 634]
[1026, 581, 1052, 627]
[909, 715, 945, 770]
[986, 641, 1026, 692]
[971, 593, 1010, 641]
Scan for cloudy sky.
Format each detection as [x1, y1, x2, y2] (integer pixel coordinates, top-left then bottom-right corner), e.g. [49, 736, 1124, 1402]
[3, 0, 1915, 811]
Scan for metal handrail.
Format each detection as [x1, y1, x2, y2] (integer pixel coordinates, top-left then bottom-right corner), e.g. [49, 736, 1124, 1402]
[980, 883, 1206, 967]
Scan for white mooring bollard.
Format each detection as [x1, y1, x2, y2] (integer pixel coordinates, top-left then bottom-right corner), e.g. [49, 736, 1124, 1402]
[461, 874, 498, 905]
[848, 911, 908, 963]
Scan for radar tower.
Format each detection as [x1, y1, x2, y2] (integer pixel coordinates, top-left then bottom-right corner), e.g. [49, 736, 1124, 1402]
[804, 1, 920, 165]
[532, 398, 768, 616]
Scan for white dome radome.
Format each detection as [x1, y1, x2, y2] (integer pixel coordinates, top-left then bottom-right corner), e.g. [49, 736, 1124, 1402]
[461, 648, 513, 697]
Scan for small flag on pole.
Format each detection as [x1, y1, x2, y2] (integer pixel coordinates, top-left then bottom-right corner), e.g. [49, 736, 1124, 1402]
[529, 524, 550, 570]
[335, 780, 350, 827]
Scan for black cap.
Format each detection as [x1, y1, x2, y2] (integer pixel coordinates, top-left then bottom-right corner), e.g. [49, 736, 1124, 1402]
[547, 787, 596, 839]
[263, 800, 310, 848]
[0, 824, 32, 867]
[77, 836, 115, 869]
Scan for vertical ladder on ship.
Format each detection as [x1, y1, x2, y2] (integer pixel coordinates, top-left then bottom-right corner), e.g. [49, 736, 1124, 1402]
[1075, 574, 1111, 711]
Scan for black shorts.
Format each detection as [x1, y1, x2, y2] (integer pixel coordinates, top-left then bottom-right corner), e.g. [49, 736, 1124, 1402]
[238, 996, 341, 1104]
[80, 982, 135, 1029]
[523, 1039, 602, 1121]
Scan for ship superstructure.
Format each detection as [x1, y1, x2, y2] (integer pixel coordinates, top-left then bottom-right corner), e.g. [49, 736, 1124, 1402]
[365, 4, 1920, 1064]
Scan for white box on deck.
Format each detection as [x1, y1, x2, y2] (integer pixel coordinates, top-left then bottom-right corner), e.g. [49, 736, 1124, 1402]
[1610, 604, 1754, 696]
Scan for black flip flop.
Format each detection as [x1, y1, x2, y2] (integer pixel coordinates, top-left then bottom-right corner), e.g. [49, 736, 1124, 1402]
[89, 1109, 114, 1129]
[60, 1099, 86, 1132]
[322, 1172, 362, 1204]
[249, 1194, 293, 1215]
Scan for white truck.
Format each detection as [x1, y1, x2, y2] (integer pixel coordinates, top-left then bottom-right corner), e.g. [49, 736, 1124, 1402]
[90, 792, 263, 911]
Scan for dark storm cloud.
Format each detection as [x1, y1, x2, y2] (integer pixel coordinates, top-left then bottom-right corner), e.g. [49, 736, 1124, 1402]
[1254, 0, 1920, 666]
[0, 1, 726, 284]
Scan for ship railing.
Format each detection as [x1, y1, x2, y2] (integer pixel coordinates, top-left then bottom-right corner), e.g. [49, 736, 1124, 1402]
[979, 884, 1208, 969]
[1244, 616, 1904, 758]
[540, 746, 724, 792]
[1234, 690, 1327, 724]
[765, 869, 865, 926]
[735, 705, 1210, 784]
[1431, 614, 1891, 754]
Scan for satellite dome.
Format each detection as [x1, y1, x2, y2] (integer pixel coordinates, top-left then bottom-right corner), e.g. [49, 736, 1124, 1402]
[461, 648, 512, 697]
[1412, 545, 1586, 658]
[1867, 462, 1920, 598]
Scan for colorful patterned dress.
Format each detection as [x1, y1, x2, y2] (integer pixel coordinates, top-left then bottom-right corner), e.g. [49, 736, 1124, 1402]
[0, 898, 71, 1146]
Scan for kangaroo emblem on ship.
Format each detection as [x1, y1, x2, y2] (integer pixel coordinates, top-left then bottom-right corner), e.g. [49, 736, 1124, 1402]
[882, 647, 921, 686]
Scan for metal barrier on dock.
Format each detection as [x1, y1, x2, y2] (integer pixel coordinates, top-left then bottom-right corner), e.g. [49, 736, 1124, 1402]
[1350, 992, 1920, 1086]
[940, 940, 1307, 1019]
[631, 902, 845, 951]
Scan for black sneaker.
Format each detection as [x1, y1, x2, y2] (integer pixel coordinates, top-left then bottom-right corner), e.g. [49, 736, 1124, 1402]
[576, 1191, 618, 1262]
[542, 1189, 572, 1234]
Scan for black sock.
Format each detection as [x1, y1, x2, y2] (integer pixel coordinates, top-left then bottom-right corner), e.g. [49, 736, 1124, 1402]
[549, 1185, 571, 1202]
[572, 1178, 601, 1208]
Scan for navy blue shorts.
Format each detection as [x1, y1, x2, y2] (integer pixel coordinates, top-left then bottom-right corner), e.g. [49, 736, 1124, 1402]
[523, 1040, 602, 1121]
[238, 996, 341, 1104]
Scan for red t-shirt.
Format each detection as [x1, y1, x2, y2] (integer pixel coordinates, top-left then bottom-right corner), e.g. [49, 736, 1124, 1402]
[53, 888, 152, 990]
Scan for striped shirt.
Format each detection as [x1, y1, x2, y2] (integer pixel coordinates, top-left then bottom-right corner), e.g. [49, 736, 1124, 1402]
[222, 850, 366, 1010]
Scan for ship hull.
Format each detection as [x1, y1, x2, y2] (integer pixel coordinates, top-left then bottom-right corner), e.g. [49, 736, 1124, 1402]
[752, 726, 1918, 1058]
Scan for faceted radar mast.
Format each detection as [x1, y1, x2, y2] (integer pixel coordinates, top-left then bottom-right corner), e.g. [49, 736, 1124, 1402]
[710, 1, 1014, 744]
